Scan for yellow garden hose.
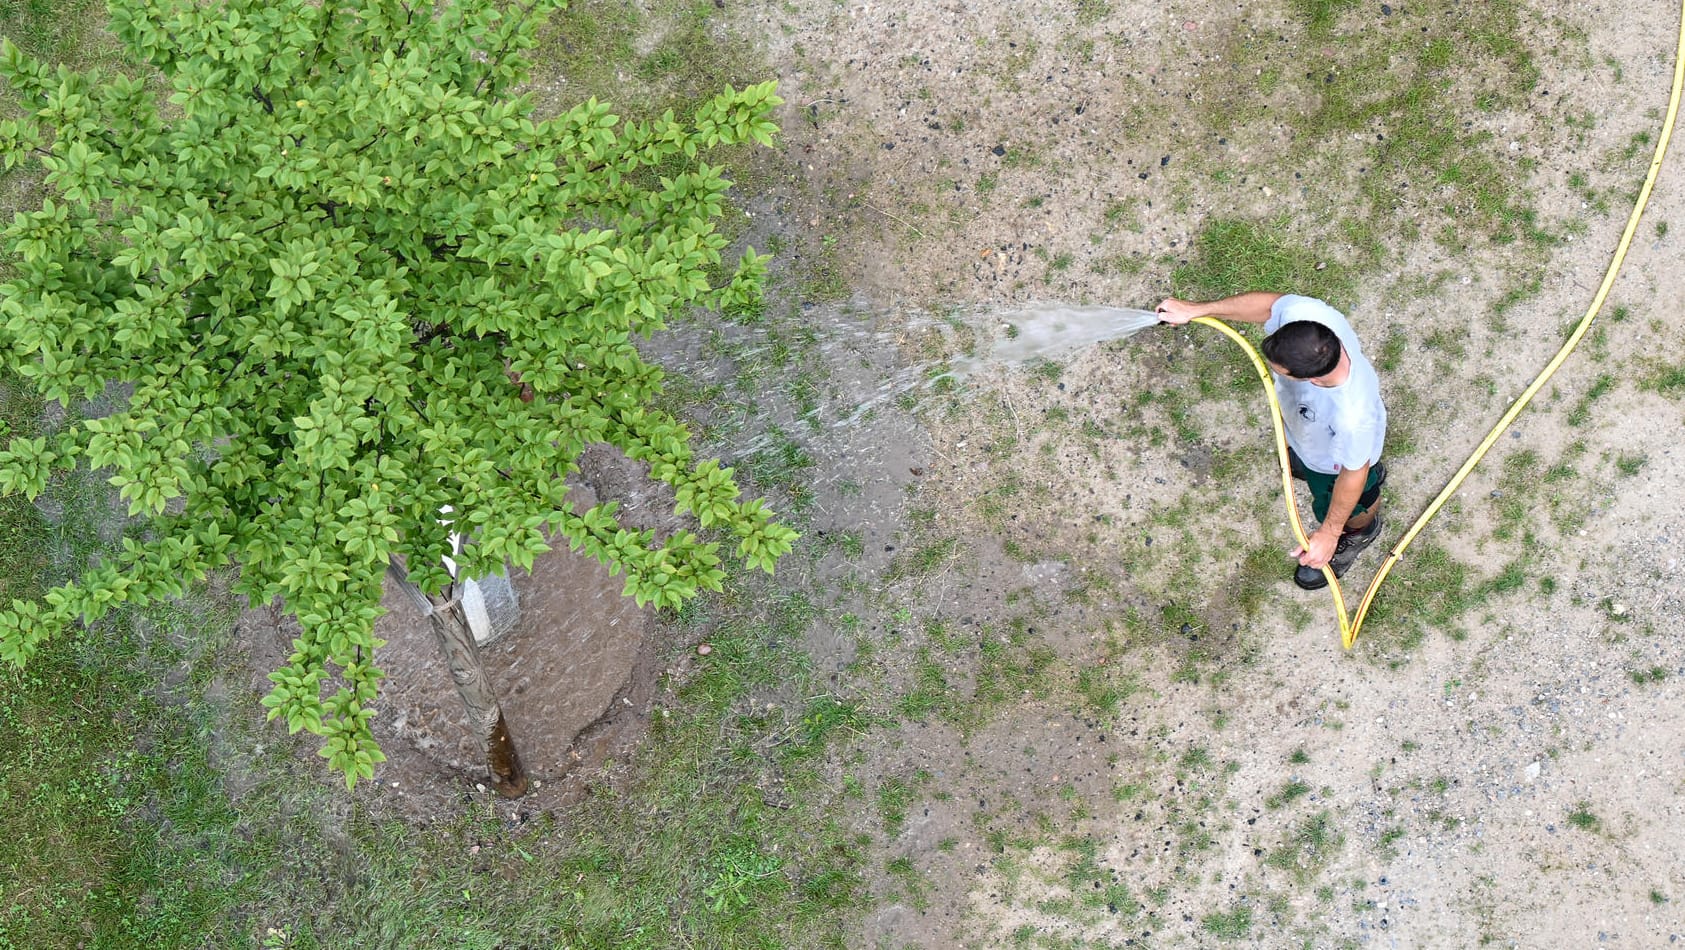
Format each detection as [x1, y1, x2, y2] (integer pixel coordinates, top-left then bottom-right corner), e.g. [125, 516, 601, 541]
[1196, 2, 1685, 649]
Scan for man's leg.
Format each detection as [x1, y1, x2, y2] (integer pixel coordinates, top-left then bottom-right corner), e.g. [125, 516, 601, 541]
[1305, 462, 1385, 528]
[1342, 462, 1387, 532]
[1295, 462, 1387, 590]
[1345, 505, 1378, 533]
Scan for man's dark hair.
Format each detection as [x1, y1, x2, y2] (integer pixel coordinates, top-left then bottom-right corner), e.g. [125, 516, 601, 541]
[1262, 320, 1342, 379]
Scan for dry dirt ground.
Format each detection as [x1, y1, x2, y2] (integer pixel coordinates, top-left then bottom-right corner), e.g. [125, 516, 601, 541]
[249, 0, 1685, 945]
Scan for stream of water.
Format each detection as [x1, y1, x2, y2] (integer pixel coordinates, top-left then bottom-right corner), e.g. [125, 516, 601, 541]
[838, 304, 1166, 426]
[955, 304, 1164, 370]
[653, 303, 1167, 458]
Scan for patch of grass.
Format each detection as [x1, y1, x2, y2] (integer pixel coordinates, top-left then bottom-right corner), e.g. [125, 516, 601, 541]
[737, 425, 817, 510]
[1179, 745, 1214, 771]
[0, 376, 49, 604]
[703, 837, 788, 915]
[1201, 1, 1548, 257]
[530, 0, 642, 107]
[1266, 780, 1313, 810]
[1234, 543, 1286, 616]
[1074, 664, 1139, 718]
[1487, 560, 1526, 596]
[967, 623, 1059, 725]
[1290, 0, 1360, 35]
[0, 608, 264, 946]
[1492, 270, 1545, 317]
[877, 776, 919, 836]
[1266, 810, 1344, 884]
[0, 0, 117, 83]
[534, 0, 764, 116]
[797, 232, 854, 303]
[883, 536, 960, 583]
[884, 854, 931, 909]
[1614, 453, 1647, 477]
[1072, 0, 1112, 26]
[1642, 361, 1685, 397]
[898, 647, 957, 721]
[1202, 904, 1254, 939]
[782, 694, 871, 760]
[1000, 145, 1040, 169]
[1565, 801, 1600, 832]
[1565, 373, 1615, 427]
[1103, 197, 1142, 230]
[1170, 218, 1353, 304]
[1362, 542, 1483, 655]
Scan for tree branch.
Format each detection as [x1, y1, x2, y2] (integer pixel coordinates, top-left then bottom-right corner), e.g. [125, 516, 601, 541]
[393, 2, 416, 58]
[473, 0, 543, 99]
[351, 126, 387, 156]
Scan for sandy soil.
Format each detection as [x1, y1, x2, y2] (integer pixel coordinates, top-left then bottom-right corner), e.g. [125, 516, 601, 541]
[737, 0, 1685, 945]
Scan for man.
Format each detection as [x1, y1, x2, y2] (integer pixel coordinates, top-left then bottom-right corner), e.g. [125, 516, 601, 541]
[1155, 292, 1388, 590]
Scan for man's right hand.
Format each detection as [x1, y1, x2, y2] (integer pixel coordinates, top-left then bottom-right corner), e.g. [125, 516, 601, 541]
[1154, 298, 1202, 325]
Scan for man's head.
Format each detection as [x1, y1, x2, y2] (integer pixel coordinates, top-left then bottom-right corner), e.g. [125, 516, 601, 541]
[1262, 320, 1342, 381]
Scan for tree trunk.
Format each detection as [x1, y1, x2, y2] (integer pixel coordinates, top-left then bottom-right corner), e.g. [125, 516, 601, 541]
[387, 557, 530, 798]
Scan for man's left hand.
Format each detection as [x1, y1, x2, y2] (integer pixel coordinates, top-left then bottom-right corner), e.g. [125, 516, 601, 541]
[1292, 528, 1340, 569]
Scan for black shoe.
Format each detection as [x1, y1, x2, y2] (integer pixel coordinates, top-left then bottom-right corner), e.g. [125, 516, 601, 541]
[1293, 516, 1384, 591]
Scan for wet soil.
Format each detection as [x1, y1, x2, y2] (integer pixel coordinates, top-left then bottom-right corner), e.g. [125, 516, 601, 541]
[231, 451, 675, 819]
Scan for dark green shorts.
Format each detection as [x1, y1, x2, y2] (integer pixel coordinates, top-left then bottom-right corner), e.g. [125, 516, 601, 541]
[1287, 447, 1385, 523]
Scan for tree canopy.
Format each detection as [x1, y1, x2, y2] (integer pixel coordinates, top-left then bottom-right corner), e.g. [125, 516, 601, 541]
[0, 0, 794, 785]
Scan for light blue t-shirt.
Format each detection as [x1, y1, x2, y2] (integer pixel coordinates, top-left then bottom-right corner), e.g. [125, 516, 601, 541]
[1263, 295, 1387, 475]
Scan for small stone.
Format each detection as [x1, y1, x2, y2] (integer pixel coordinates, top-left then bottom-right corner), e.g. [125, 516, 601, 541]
[1525, 761, 1541, 781]
[1381, 3, 1393, 14]
[991, 144, 1006, 156]
[697, 643, 713, 655]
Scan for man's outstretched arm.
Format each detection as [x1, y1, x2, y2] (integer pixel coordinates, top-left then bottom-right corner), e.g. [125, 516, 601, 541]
[1155, 291, 1284, 326]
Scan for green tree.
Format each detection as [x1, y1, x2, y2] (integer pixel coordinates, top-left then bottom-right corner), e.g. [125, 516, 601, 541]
[0, 0, 794, 795]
